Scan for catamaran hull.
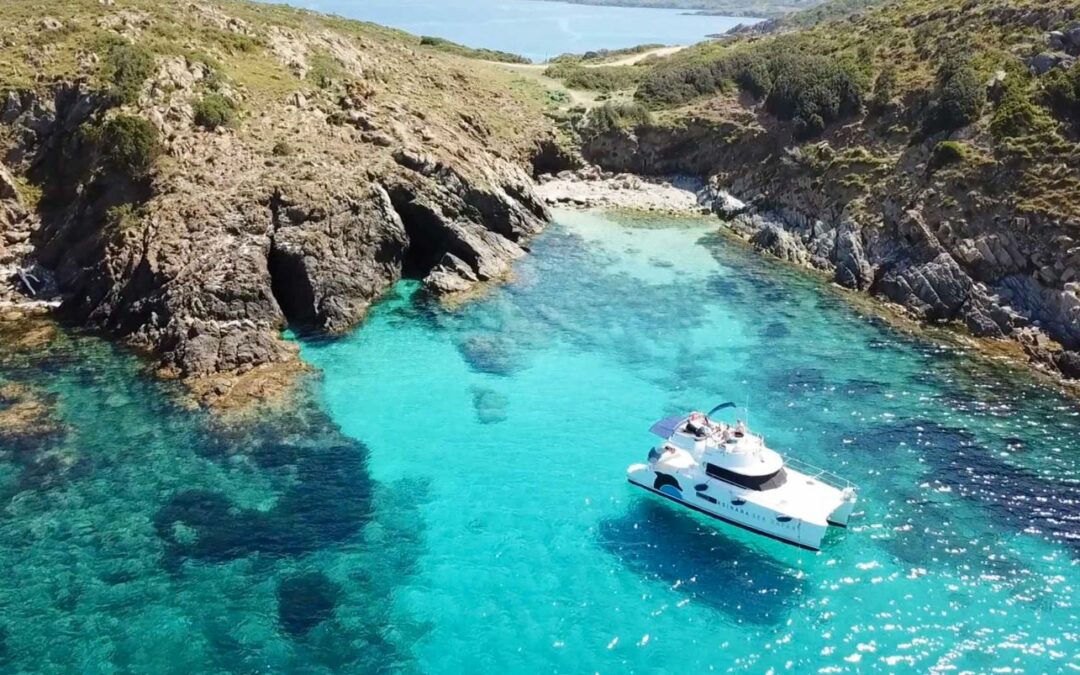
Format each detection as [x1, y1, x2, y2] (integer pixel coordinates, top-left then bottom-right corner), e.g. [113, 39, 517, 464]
[627, 478, 825, 551]
[626, 462, 850, 551]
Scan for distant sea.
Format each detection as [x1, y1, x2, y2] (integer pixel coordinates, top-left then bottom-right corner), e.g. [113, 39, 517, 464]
[272, 0, 759, 61]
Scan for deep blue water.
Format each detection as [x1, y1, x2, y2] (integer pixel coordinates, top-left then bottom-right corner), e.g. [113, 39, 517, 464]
[268, 0, 755, 61]
[0, 210, 1078, 672]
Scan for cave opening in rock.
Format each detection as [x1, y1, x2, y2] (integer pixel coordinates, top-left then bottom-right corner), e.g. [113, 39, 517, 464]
[388, 187, 466, 280]
[268, 244, 318, 328]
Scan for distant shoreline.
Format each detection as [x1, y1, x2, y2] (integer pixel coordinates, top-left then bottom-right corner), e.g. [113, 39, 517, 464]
[526, 0, 798, 19]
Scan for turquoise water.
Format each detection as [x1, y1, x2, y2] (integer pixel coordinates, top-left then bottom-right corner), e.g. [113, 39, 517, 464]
[0, 209, 1078, 672]
[268, 0, 755, 62]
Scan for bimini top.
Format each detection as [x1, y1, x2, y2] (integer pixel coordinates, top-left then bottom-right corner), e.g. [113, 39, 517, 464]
[649, 415, 687, 439]
[648, 403, 736, 439]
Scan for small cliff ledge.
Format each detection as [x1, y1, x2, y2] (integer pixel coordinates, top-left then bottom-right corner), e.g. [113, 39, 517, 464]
[0, 0, 556, 403]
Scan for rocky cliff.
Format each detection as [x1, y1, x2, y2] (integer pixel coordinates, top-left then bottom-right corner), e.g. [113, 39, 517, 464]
[0, 0, 560, 404]
[576, 0, 1080, 381]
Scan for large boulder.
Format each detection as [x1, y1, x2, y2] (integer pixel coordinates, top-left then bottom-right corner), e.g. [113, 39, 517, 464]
[875, 252, 973, 321]
[832, 221, 874, 290]
[751, 223, 808, 265]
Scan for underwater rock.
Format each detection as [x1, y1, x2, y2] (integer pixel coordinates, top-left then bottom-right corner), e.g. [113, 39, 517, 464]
[458, 334, 522, 376]
[277, 572, 341, 637]
[471, 386, 509, 424]
[0, 382, 63, 440]
[760, 321, 790, 339]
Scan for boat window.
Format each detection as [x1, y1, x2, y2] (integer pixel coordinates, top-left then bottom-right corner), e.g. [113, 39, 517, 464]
[776, 515, 792, 522]
[705, 464, 788, 491]
[694, 483, 709, 492]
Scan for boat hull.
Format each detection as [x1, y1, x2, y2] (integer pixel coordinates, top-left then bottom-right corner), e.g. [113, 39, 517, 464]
[627, 478, 822, 551]
[626, 462, 838, 551]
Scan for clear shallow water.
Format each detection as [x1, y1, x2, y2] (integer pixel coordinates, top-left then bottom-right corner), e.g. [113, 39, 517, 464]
[0, 209, 1077, 672]
[271, 0, 754, 62]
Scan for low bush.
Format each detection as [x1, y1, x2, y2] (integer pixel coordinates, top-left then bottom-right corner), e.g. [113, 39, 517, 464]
[101, 41, 155, 105]
[548, 65, 640, 92]
[98, 115, 161, 176]
[418, 36, 529, 64]
[635, 46, 864, 138]
[582, 102, 653, 137]
[193, 93, 239, 130]
[990, 75, 1055, 140]
[1040, 63, 1080, 131]
[272, 140, 294, 156]
[765, 52, 864, 139]
[870, 66, 897, 114]
[928, 139, 970, 171]
[307, 50, 345, 89]
[105, 203, 141, 232]
[923, 56, 985, 134]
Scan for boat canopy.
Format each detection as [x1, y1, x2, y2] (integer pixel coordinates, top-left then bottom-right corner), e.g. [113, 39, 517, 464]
[648, 415, 686, 439]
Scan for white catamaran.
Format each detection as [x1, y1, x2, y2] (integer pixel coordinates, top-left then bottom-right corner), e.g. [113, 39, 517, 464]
[627, 404, 858, 551]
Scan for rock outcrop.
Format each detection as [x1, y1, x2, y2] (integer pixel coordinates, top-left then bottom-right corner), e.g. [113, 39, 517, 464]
[581, 119, 1080, 380]
[0, 0, 555, 404]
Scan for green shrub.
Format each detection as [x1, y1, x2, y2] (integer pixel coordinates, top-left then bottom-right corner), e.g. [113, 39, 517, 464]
[635, 46, 863, 138]
[105, 203, 141, 231]
[1041, 63, 1080, 130]
[307, 50, 345, 89]
[418, 36, 529, 64]
[99, 115, 161, 176]
[765, 52, 864, 138]
[272, 140, 294, 156]
[193, 93, 238, 130]
[990, 75, 1055, 140]
[550, 65, 640, 92]
[101, 41, 155, 105]
[870, 66, 897, 113]
[582, 102, 653, 137]
[928, 140, 970, 171]
[923, 56, 984, 133]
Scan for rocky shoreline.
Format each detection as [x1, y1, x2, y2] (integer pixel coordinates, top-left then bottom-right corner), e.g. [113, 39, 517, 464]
[535, 167, 709, 214]
[534, 164, 1080, 391]
[573, 120, 1080, 385]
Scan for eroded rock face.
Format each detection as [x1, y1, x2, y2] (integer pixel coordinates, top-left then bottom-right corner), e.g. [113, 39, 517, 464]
[0, 61, 551, 397]
[581, 123, 1080, 380]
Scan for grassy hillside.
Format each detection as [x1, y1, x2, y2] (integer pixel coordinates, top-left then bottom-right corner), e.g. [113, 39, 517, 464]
[620, 0, 1080, 221]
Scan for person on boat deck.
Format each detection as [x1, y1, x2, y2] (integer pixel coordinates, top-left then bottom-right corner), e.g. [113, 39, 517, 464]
[686, 413, 708, 438]
[735, 419, 747, 435]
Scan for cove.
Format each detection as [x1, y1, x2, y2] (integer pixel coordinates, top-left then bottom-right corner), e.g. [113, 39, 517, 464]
[301, 209, 1080, 672]
[0, 209, 1076, 671]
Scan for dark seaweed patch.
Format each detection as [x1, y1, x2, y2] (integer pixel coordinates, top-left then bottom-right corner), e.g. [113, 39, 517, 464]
[154, 442, 372, 567]
[277, 572, 341, 637]
[850, 420, 1080, 551]
[760, 321, 790, 339]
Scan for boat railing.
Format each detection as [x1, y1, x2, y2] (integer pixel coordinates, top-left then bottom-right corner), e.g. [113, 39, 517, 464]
[782, 455, 858, 491]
